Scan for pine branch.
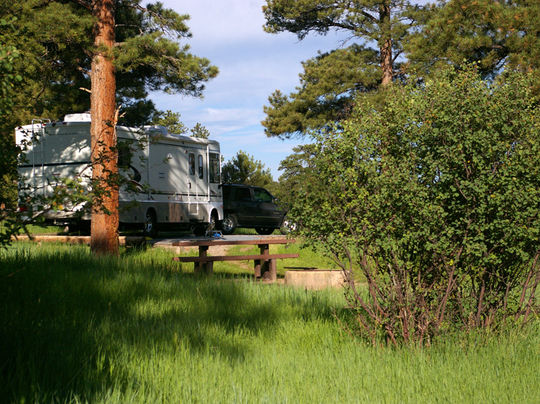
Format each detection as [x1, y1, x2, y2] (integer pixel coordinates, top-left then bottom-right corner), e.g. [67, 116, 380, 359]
[126, 1, 190, 38]
[70, 0, 91, 10]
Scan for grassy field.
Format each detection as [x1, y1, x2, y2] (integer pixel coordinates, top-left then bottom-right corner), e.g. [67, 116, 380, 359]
[1, 223, 63, 236]
[1, 242, 539, 403]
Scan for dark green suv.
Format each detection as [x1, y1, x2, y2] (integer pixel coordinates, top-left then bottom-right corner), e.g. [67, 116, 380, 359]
[220, 184, 286, 235]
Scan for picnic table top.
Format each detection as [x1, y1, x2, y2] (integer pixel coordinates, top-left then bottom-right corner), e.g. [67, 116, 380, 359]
[164, 235, 296, 247]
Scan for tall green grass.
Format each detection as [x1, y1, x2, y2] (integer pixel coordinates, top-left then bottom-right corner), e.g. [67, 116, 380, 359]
[1, 243, 538, 403]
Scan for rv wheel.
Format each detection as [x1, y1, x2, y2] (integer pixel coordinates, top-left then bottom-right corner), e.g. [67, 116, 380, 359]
[143, 210, 158, 238]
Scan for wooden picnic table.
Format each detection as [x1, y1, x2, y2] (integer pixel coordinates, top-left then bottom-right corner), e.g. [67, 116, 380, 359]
[172, 235, 298, 281]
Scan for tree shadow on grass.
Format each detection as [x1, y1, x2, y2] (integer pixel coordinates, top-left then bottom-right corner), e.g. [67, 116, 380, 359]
[0, 246, 339, 402]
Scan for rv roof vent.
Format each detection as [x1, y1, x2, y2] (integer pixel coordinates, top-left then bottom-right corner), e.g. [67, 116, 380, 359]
[64, 113, 92, 122]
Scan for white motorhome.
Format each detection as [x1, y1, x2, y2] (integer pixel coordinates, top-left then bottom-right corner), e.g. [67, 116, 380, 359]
[16, 113, 223, 236]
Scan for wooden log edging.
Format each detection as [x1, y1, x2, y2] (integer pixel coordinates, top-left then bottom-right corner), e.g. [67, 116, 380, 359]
[10, 234, 146, 246]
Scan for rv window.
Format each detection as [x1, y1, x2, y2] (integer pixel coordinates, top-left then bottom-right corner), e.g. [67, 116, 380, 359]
[117, 141, 132, 169]
[189, 153, 195, 175]
[209, 153, 220, 183]
[198, 155, 204, 179]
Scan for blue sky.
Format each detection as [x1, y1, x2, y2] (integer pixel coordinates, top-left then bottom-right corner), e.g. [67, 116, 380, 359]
[149, 0, 349, 179]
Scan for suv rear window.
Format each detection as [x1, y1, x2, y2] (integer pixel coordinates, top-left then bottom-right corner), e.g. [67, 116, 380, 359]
[253, 188, 273, 202]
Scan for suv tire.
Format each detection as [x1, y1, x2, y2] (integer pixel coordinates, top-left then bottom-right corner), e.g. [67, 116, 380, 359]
[255, 227, 274, 235]
[221, 214, 237, 235]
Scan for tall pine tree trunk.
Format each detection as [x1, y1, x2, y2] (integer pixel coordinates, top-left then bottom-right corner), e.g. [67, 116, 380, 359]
[90, 0, 118, 255]
[379, 2, 393, 86]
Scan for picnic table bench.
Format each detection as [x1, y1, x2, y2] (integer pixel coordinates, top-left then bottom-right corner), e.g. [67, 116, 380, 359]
[172, 236, 298, 281]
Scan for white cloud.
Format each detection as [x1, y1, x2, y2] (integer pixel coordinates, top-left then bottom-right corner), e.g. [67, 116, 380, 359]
[164, 0, 268, 43]
[152, 102, 264, 135]
[203, 107, 261, 124]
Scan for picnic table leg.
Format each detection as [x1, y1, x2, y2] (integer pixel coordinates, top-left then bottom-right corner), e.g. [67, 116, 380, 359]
[262, 259, 277, 282]
[195, 246, 213, 275]
[258, 243, 276, 282]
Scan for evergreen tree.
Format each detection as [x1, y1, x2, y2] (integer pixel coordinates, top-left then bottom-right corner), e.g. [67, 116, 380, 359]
[222, 151, 274, 188]
[0, 1, 218, 127]
[406, 0, 540, 79]
[88, 0, 118, 254]
[262, 0, 420, 139]
[152, 110, 187, 134]
[85, 0, 217, 254]
[190, 123, 210, 139]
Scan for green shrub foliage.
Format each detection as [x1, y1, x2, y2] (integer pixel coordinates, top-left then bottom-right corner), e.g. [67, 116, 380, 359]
[289, 66, 540, 345]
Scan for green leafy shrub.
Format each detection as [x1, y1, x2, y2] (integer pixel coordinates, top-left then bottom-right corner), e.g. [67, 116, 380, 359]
[289, 66, 540, 345]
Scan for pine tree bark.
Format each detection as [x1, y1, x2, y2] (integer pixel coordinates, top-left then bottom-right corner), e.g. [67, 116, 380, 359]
[379, 2, 393, 87]
[90, 0, 118, 255]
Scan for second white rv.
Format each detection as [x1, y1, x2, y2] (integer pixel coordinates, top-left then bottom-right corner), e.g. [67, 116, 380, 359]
[16, 113, 223, 236]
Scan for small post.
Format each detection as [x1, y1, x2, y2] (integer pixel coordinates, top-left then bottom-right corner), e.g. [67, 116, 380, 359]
[254, 259, 262, 278]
